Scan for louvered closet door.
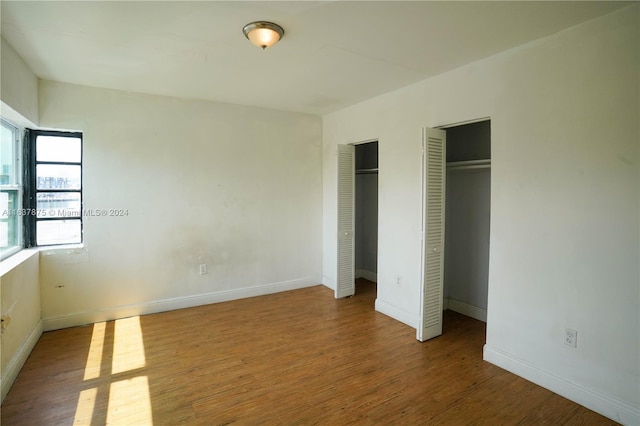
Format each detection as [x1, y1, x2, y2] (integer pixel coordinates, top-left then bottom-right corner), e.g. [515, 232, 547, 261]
[418, 127, 446, 341]
[336, 144, 355, 298]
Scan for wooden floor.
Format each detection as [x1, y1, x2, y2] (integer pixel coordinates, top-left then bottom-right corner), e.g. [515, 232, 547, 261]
[2, 279, 616, 425]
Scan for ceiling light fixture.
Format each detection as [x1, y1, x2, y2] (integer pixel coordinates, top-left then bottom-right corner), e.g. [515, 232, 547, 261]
[243, 21, 284, 50]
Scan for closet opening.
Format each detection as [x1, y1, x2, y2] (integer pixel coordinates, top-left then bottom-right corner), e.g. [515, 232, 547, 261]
[443, 120, 491, 326]
[355, 141, 378, 301]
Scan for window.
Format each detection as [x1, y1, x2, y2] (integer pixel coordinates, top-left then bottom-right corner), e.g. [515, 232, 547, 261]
[0, 119, 22, 259]
[25, 130, 83, 246]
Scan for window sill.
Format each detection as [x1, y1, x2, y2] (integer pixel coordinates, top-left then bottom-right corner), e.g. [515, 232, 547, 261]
[0, 248, 39, 277]
[1, 244, 86, 276]
[39, 243, 85, 255]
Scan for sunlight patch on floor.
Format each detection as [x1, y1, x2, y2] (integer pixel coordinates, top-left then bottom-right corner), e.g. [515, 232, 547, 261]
[73, 387, 98, 426]
[112, 316, 146, 374]
[106, 376, 153, 425]
[83, 322, 106, 380]
[75, 316, 152, 424]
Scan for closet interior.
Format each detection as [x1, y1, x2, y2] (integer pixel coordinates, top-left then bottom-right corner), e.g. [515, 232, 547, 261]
[444, 121, 491, 322]
[355, 141, 378, 288]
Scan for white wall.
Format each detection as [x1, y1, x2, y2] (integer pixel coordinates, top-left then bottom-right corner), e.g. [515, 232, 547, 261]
[1, 250, 41, 401]
[1, 37, 38, 125]
[38, 81, 323, 329]
[322, 5, 639, 423]
[0, 37, 41, 402]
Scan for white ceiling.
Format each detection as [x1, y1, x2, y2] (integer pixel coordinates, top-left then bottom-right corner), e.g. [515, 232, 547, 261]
[1, 1, 632, 115]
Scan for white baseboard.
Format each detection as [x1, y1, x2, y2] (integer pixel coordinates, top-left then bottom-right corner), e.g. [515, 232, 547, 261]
[355, 269, 377, 282]
[1, 319, 43, 402]
[484, 345, 640, 425]
[322, 275, 336, 291]
[43, 277, 320, 331]
[447, 298, 487, 322]
[375, 298, 418, 329]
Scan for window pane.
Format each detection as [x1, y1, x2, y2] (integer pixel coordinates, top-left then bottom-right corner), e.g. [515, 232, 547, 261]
[37, 219, 81, 245]
[1, 190, 19, 248]
[37, 192, 81, 218]
[37, 164, 81, 190]
[0, 221, 7, 247]
[1, 122, 16, 185]
[36, 135, 81, 163]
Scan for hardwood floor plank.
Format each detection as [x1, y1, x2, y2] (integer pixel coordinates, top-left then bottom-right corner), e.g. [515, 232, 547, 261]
[1, 280, 616, 425]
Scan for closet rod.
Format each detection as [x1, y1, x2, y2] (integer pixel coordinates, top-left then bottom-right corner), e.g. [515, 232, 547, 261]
[355, 168, 379, 174]
[448, 164, 491, 171]
[447, 159, 491, 171]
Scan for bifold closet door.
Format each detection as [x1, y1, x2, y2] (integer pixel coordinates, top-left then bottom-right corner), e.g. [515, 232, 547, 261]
[336, 144, 355, 298]
[418, 127, 446, 342]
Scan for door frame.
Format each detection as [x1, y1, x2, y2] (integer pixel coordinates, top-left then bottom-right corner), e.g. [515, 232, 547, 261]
[335, 138, 378, 299]
[418, 117, 491, 341]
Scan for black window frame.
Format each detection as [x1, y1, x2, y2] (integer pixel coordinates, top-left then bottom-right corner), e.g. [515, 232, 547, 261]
[24, 129, 83, 247]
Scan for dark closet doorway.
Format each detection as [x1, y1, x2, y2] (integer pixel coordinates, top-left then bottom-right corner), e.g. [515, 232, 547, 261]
[355, 141, 378, 298]
[443, 120, 491, 323]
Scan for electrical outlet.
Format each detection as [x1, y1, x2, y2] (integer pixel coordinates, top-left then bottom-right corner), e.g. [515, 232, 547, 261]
[396, 276, 402, 287]
[199, 264, 207, 275]
[565, 328, 577, 348]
